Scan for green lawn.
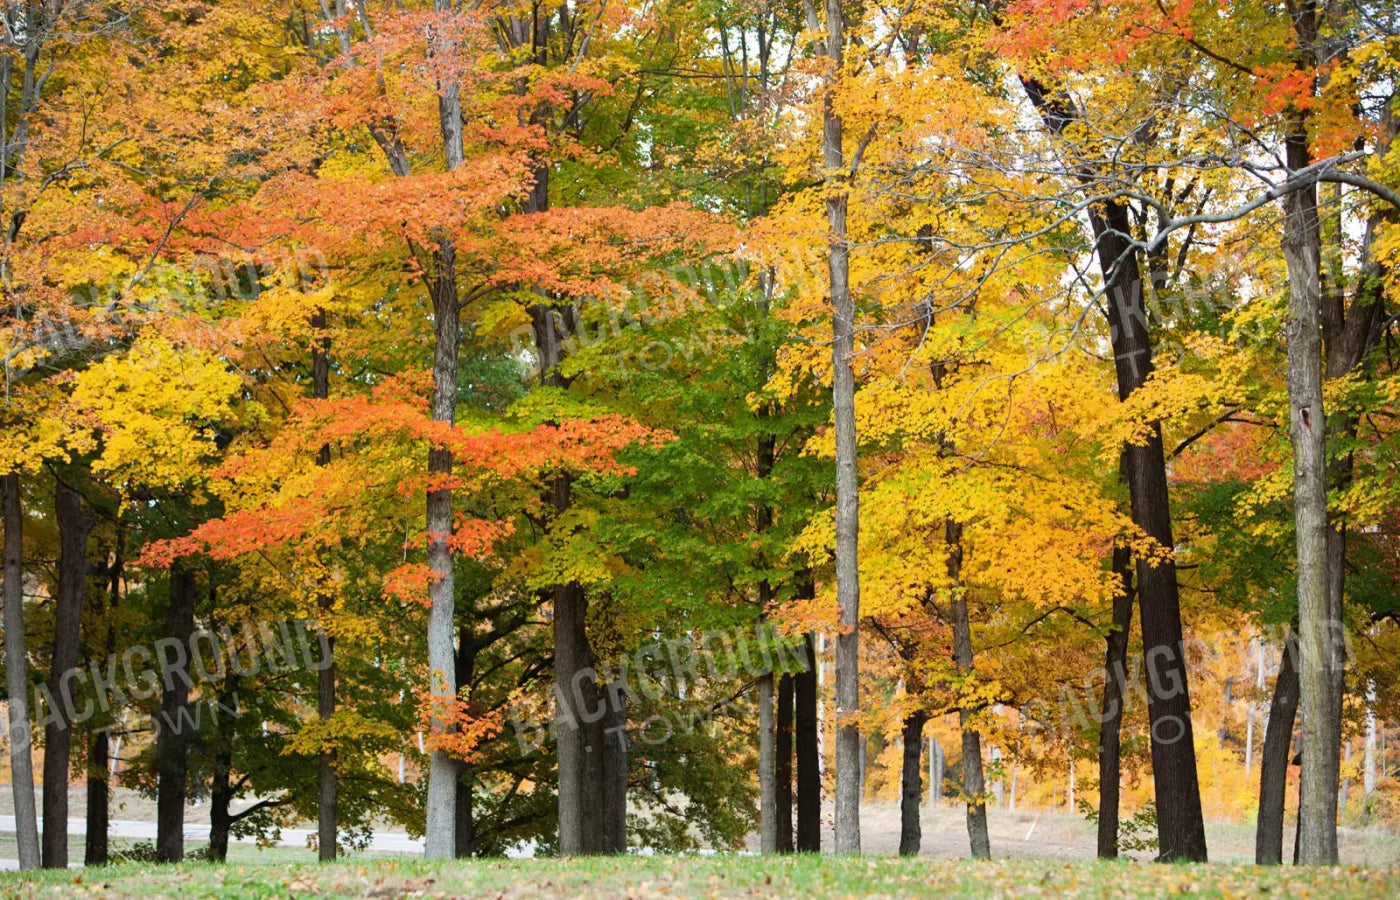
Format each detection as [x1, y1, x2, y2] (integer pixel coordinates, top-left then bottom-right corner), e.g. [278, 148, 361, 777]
[1, 855, 1397, 898]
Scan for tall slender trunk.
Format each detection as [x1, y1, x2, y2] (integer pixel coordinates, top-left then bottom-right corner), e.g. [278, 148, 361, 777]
[776, 672, 794, 852]
[85, 730, 109, 866]
[423, 3, 464, 856]
[1097, 545, 1135, 859]
[1364, 681, 1378, 798]
[898, 710, 927, 856]
[757, 425, 778, 853]
[1257, 629, 1300, 864]
[1104, 240, 1207, 863]
[504, 32, 604, 847]
[454, 624, 476, 858]
[423, 237, 461, 859]
[206, 673, 239, 863]
[454, 768, 475, 858]
[5, 51, 57, 875]
[1021, 77, 1208, 862]
[1281, 117, 1340, 866]
[930, 737, 943, 804]
[1340, 741, 1352, 816]
[821, 0, 861, 854]
[2, 51, 54, 870]
[85, 539, 120, 867]
[309, 307, 337, 861]
[947, 520, 990, 859]
[3, 474, 39, 869]
[208, 752, 232, 863]
[310, 308, 337, 861]
[759, 669, 777, 852]
[795, 629, 821, 852]
[155, 562, 195, 863]
[42, 481, 90, 868]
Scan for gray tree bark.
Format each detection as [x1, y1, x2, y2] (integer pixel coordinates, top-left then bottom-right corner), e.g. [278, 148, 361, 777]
[820, 0, 861, 855]
[2, 474, 39, 869]
[423, 0, 465, 859]
[1364, 681, 1378, 798]
[759, 670, 777, 853]
[1281, 115, 1340, 866]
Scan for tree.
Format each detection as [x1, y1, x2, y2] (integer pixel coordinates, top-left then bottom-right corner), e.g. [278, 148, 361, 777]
[819, 0, 863, 855]
[2, 473, 38, 869]
[40, 478, 91, 868]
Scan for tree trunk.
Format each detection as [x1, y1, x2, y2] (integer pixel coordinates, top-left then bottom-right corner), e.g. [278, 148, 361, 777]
[1021, 77, 1208, 863]
[42, 481, 90, 868]
[208, 756, 232, 863]
[454, 766, 475, 857]
[579, 672, 607, 855]
[206, 675, 239, 863]
[600, 678, 628, 853]
[421, 273, 462, 850]
[821, 0, 861, 855]
[795, 630, 820, 852]
[155, 562, 195, 863]
[757, 415, 779, 854]
[553, 577, 592, 855]
[1108, 265, 1207, 863]
[947, 520, 990, 860]
[1364, 681, 1378, 798]
[759, 670, 777, 853]
[1281, 124, 1340, 866]
[311, 307, 337, 862]
[1097, 545, 1135, 859]
[3, 474, 40, 870]
[1257, 629, 1300, 864]
[423, 0, 464, 859]
[899, 710, 927, 856]
[931, 737, 943, 804]
[85, 530, 121, 867]
[422, 225, 461, 862]
[1340, 741, 1352, 816]
[85, 730, 109, 866]
[776, 672, 794, 852]
[454, 625, 476, 858]
[514, 141, 602, 857]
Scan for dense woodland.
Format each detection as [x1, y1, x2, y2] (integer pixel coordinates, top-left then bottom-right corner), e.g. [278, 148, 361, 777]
[1, 0, 1399, 872]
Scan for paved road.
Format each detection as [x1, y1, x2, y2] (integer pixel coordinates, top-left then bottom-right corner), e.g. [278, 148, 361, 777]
[0, 814, 425, 861]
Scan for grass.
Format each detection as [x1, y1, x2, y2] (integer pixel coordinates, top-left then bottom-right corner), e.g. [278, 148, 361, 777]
[1, 854, 1397, 898]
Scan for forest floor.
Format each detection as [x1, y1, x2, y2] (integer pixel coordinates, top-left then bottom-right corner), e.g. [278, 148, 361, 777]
[1, 853, 1398, 898]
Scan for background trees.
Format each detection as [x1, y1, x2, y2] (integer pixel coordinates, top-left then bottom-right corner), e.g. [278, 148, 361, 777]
[0, 0, 1398, 870]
